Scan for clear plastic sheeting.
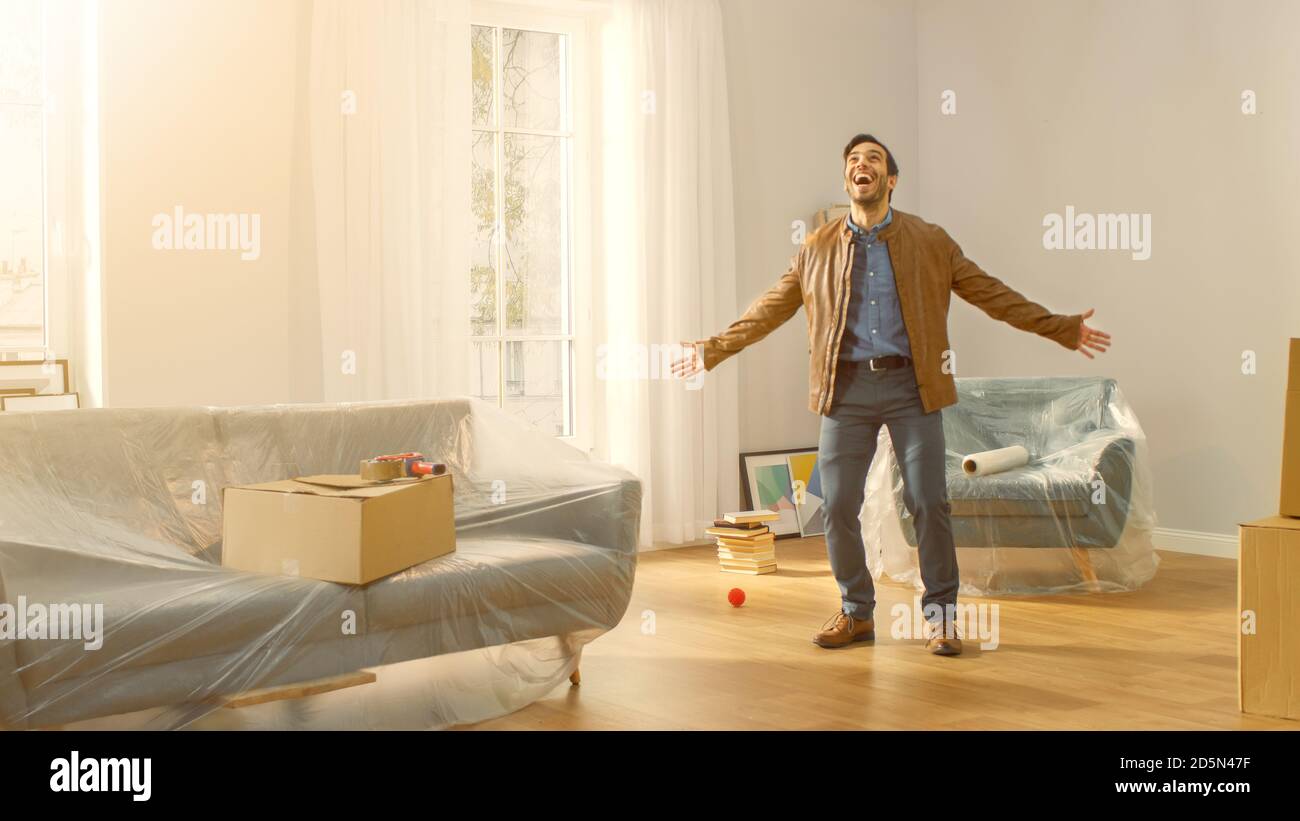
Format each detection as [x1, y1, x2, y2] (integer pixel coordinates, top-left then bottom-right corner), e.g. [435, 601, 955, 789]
[0, 398, 639, 730]
[863, 376, 1158, 596]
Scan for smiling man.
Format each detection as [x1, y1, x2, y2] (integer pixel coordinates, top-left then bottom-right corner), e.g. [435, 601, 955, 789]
[672, 133, 1110, 656]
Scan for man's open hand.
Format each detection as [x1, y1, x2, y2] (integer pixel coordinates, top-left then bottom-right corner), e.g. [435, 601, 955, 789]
[670, 341, 705, 379]
[1076, 308, 1111, 359]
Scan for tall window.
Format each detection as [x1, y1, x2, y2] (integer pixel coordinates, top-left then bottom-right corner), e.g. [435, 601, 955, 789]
[470, 22, 574, 437]
[0, 0, 45, 351]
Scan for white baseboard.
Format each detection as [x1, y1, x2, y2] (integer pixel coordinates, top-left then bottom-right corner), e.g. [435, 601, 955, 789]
[648, 529, 1240, 558]
[1152, 527, 1237, 559]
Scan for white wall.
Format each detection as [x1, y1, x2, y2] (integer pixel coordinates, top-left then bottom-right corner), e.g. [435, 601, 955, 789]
[721, 0, 1300, 540]
[718, 0, 918, 453]
[99, 0, 298, 407]
[916, 0, 1300, 536]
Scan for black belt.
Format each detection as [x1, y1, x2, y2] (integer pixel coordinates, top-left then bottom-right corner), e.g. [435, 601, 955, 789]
[840, 355, 911, 372]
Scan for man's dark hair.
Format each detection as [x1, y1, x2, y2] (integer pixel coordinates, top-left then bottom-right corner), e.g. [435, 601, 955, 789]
[842, 133, 899, 178]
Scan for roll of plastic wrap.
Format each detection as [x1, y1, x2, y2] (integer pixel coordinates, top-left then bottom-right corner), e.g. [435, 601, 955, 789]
[962, 445, 1030, 476]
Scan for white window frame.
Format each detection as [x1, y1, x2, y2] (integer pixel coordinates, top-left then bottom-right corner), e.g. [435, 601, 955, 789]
[471, 0, 596, 453]
[0, 0, 49, 356]
[0, 0, 101, 409]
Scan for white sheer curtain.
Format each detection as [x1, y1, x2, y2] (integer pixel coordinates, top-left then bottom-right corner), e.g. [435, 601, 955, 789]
[305, 0, 471, 402]
[595, 0, 741, 548]
[299, 0, 740, 548]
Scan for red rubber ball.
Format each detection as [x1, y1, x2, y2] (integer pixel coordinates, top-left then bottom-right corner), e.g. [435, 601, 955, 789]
[728, 588, 746, 607]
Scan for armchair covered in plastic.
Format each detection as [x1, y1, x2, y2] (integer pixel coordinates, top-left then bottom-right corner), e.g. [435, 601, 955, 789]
[0, 397, 639, 729]
[863, 376, 1158, 595]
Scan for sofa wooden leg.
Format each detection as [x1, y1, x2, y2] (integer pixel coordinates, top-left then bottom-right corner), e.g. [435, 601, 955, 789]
[219, 670, 377, 709]
[1069, 547, 1100, 591]
[569, 668, 581, 687]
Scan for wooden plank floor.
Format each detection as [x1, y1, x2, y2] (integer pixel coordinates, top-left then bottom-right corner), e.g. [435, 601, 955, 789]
[466, 537, 1298, 730]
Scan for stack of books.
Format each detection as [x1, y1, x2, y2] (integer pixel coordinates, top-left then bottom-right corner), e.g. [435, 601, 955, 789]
[708, 510, 780, 575]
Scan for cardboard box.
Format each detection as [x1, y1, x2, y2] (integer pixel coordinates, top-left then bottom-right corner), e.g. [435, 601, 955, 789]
[1281, 338, 1300, 517]
[1238, 516, 1300, 720]
[814, 204, 849, 230]
[222, 473, 455, 585]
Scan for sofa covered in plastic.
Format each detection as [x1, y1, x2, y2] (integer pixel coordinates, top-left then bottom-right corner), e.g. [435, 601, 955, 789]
[0, 397, 640, 729]
[863, 376, 1158, 595]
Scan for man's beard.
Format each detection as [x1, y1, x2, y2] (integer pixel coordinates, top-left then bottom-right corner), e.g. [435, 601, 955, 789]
[847, 180, 887, 208]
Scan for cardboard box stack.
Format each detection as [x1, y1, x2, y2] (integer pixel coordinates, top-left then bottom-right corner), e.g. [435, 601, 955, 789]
[1239, 338, 1300, 720]
[708, 510, 780, 575]
[1281, 338, 1300, 518]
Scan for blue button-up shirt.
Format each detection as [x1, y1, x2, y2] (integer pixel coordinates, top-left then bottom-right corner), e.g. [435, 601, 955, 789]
[839, 208, 912, 361]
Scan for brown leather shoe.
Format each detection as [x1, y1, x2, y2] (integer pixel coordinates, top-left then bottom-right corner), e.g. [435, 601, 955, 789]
[813, 611, 875, 648]
[922, 619, 963, 656]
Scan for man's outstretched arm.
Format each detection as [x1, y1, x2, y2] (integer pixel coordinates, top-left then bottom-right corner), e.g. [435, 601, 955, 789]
[945, 228, 1109, 357]
[672, 250, 805, 378]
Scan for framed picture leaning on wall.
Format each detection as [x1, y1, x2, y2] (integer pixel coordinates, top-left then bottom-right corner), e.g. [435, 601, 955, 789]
[740, 446, 826, 539]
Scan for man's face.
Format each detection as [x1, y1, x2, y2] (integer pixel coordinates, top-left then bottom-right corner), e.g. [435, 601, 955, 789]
[844, 141, 895, 206]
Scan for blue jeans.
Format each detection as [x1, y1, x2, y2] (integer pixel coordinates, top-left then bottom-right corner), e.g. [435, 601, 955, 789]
[817, 362, 959, 621]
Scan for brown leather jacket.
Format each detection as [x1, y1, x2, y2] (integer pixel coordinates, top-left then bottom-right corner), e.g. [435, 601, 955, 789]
[697, 209, 1083, 416]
